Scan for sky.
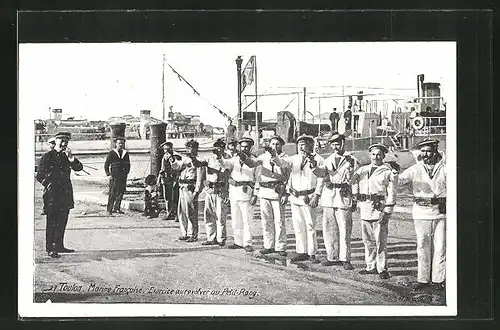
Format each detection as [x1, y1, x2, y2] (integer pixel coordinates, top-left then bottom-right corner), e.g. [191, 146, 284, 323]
[19, 42, 456, 127]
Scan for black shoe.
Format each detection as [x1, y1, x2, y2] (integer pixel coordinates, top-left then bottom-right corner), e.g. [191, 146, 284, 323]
[342, 261, 355, 270]
[244, 245, 254, 253]
[379, 271, 390, 279]
[106, 211, 113, 216]
[178, 236, 189, 241]
[412, 282, 431, 291]
[48, 251, 60, 258]
[57, 247, 75, 253]
[277, 251, 287, 257]
[321, 259, 343, 267]
[309, 255, 320, 264]
[259, 248, 275, 255]
[202, 240, 218, 246]
[359, 269, 378, 275]
[433, 281, 446, 291]
[114, 210, 125, 214]
[290, 253, 309, 262]
[186, 237, 198, 243]
[227, 244, 243, 249]
[218, 241, 226, 247]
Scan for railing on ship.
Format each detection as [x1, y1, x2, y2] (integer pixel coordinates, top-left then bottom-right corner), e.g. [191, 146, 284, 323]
[34, 130, 215, 142]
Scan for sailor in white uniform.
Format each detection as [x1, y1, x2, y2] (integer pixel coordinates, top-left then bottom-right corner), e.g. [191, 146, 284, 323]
[243, 135, 290, 257]
[217, 137, 258, 253]
[310, 132, 359, 270]
[352, 143, 397, 279]
[398, 139, 446, 291]
[202, 139, 230, 246]
[170, 140, 206, 242]
[272, 135, 324, 263]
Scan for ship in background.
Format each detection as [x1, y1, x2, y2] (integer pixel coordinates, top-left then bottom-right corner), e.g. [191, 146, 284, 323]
[272, 73, 447, 154]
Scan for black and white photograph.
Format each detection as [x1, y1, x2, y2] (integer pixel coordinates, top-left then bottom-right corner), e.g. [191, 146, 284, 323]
[18, 41, 457, 317]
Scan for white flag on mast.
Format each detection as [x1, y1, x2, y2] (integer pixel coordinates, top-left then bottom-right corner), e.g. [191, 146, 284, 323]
[241, 55, 256, 94]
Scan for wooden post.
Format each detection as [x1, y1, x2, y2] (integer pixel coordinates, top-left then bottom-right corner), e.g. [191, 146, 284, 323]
[149, 122, 167, 176]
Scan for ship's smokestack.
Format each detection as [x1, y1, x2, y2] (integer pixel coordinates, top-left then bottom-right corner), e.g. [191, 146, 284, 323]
[418, 74, 425, 99]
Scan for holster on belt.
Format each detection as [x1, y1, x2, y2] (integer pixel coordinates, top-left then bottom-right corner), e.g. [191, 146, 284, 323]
[415, 197, 447, 214]
[289, 188, 315, 204]
[259, 181, 286, 197]
[357, 194, 385, 211]
[325, 182, 351, 198]
[228, 178, 254, 193]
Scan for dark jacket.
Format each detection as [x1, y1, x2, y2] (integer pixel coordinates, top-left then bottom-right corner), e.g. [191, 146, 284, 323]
[36, 149, 83, 212]
[104, 149, 131, 178]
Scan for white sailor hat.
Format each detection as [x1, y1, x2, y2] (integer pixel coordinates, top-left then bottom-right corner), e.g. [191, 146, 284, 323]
[415, 138, 440, 149]
[238, 137, 254, 146]
[328, 132, 345, 143]
[368, 143, 389, 154]
[296, 134, 315, 144]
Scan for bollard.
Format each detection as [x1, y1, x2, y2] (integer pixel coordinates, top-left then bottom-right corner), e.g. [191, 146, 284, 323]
[149, 122, 167, 176]
[109, 122, 127, 150]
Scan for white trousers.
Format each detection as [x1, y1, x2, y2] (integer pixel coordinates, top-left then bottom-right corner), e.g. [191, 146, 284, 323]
[230, 199, 253, 247]
[323, 208, 352, 262]
[178, 187, 198, 238]
[414, 218, 446, 283]
[204, 193, 227, 243]
[259, 198, 286, 251]
[290, 204, 318, 256]
[361, 219, 389, 273]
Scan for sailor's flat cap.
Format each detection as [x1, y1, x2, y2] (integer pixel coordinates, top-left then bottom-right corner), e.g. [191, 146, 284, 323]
[238, 137, 254, 145]
[415, 138, 440, 149]
[296, 134, 315, 144]
[269, 135, 285, 145]
[368, 143, 389, 154]
[328, 132, 345, 143]
[54, 131, 71, 140]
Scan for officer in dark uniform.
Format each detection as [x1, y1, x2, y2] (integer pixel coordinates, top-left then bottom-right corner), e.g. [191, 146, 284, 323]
[36, 132, 84, 258]
[104, 136, 131, 215]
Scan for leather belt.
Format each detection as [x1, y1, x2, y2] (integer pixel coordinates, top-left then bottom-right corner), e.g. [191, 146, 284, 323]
[228, 178, 253, 187]
[415, 197, 446, 205]
[289, 187, 315, 197]
[259, 181, 284, 189]
[357, 194, 385, 202]
[208, 181, 224, 188]
[179, 179, 196, 184]
[325, 182, 350, 189]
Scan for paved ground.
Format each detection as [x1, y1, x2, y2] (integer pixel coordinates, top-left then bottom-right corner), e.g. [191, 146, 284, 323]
[33, 181, 446, 306]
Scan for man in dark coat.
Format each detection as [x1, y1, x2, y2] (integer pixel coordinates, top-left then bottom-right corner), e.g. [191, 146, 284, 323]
[36, 132, 84, 258]
[104, 136, 131, 215]
[159, 141, 182, 220]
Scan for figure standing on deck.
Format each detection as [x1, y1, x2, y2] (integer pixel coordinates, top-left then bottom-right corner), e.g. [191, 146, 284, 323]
[271, 135, 324, 263]
[216, 137, 258, 253]
[398, 139, 447, 291]
[242, 135, 290, 257]
[351, 143, 397, 280]
[104, 136, 131, 216]
[329, 108, 340, 132]
[202, 139, 231, 246]
[170, 140, 206, 242]
[36, 132, 83, 258]
[310, 132, 358, 270]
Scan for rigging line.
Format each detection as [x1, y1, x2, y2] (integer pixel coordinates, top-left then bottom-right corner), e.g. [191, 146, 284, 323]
[165, 61, 231, 119]
[282, 96, 296, 111]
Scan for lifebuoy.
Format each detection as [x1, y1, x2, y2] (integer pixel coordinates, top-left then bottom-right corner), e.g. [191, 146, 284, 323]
[411, 116, 425, 130]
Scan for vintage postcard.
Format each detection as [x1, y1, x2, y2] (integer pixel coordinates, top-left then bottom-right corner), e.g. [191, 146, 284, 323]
[18, 42, 457, 317]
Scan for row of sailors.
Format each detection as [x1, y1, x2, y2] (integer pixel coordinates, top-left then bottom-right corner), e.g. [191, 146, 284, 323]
[163, 133, 446, 291]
